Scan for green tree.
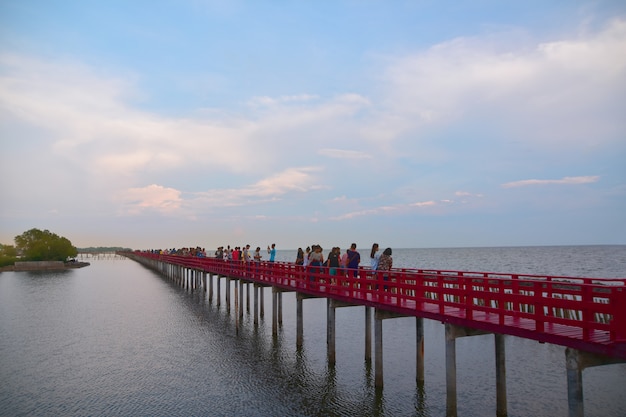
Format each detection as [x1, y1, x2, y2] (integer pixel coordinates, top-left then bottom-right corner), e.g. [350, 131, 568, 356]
[14, 228, 78, 262]
[0, 243, 17, 267]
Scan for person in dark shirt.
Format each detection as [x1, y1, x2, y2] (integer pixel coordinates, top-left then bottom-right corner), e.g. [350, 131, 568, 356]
[346, 243, 360, 277]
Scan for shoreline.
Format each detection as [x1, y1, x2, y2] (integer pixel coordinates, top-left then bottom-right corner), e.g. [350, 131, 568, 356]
[0, 261, 90, 272]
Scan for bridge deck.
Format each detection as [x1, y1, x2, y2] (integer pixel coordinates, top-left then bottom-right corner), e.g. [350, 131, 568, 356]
[128, 252, 626, 359]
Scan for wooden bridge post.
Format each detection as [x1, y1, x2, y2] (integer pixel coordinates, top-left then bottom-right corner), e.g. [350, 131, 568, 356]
[445, 323, 458, 417]
[272, 287, 278, 336]
[374, 309, 384, 388]
[445, 323, 493, 417]
[225, 278, 231, 312]
[208, 273, 213, 302]
[495, 333, 507, 417]
[327, 299, 336, 365]
[239, 279, 245, 320]
[278, 291, 283, 327]
[246, 282, 250, 313]
[296, 293, 321, 349]
[565, 348, 626, 417]
[566, 348, 584, 417]
[234, 279, 239, 331]
[253, 284, 259, 326]
[216, 275, 221, 306]
[374, 309, 412, 388]
[327, 300, 361, 366]
[260, 286, 264, 318]
[416, 317, 424, 386]
[365, 306, 372, 362]
[296, 293, 304, 348]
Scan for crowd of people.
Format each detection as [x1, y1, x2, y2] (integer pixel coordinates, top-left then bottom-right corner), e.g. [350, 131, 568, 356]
[146, 242, 394, 275]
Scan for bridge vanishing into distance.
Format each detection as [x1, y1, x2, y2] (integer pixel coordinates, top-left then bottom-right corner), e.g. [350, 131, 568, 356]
[122, 251, 626, 417]
[77, 252, 127, 260]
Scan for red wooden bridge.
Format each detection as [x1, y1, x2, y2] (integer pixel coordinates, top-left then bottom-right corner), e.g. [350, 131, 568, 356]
[125, 251, 626, 417]
[134, 251, 626, 358]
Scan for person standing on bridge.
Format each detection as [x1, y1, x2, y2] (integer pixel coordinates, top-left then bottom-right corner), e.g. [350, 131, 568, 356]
[267, 243, 276, 262]
[347, 243, 360, 277]
[328, 247, 340, 278]
[370, 243, 380, 271]
[377, 247, 393, 291]
[308, 244, 324, 280]
[295, 248, 304, 266]
[254, 247, 262, 263]
[243, 245, 252, 263]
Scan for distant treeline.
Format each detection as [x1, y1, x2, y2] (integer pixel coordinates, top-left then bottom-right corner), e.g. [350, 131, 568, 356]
[78, 247, 132, 253]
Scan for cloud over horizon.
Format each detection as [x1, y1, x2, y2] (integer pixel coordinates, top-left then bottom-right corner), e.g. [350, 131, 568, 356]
[1, 2, 624, 249]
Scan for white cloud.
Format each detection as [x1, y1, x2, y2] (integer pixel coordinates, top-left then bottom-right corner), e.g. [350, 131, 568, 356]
[247, 94, 320, 107]
[501, 176, 600, 188]
[455, 191, 483, 198]
[376, 19, 626, 147]
[115, 166, 324, 218]
[318, 148, 372, 159]
[119, 184, 182, 215]
[331, 199, 448, 220]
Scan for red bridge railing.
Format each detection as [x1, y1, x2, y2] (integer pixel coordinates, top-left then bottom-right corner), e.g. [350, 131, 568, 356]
[129, 252, 626, 359]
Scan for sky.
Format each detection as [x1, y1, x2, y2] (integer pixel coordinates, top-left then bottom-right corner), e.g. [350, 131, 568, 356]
[1, 0, 625, 251]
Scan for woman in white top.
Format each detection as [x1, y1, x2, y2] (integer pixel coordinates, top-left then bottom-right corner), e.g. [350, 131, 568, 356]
[370, 243, 380, 271]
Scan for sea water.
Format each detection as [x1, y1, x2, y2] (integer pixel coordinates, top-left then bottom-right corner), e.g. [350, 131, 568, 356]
[1, 246, 625, 416]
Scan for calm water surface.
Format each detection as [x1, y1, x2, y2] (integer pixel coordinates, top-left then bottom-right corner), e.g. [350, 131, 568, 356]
[1, 246, 625, 416]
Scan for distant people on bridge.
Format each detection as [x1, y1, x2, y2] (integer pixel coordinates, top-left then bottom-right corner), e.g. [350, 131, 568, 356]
[303, 247, 311, 268]
[243, 245, 252, 263]
[254, 247, 262, 263]
[308, 245, 324, 279]
[296, 248, 304, 266]
[267, 243, 276, 262]
[377, 247, 393, 290]
[370, 243, 380, 271]
[340, 248, 348, 275]
[328, 247, 340, 276]
[347, 243, 360, 277]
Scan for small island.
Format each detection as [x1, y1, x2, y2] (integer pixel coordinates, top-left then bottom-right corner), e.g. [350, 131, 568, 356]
[0, 228, 89, 272]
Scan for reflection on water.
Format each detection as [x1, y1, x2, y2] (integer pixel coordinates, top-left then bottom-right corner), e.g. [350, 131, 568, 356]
[1, 247, 625, 416]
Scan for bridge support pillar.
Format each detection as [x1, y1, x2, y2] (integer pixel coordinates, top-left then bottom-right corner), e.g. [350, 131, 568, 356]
[445, 323, 493, 417]
[208, 273, 213, 302]
[260, 286, 264, 318]
[239, 279, 245, 320]
[295, 292, 321, 349]
[327, 299, 336, 364]
[272, 287, 278, 336]
[225, 278, 231, 312]
[234, 279, 239, 331]
[297, 293, 304, 348]
[216, 275, 222, 306]
[326, 299, 361, 365]
[365, 306, 372, 362]
[374, 309, 410, 388]
[416, 317, 424, 386]
[253, 284, 258, 326]
[246, 282, 250, 313]
[495, 333, 507, 417]
[278, 291, 283, 327]
[270, 287, 286, 336]
[565, 348, 626, 417]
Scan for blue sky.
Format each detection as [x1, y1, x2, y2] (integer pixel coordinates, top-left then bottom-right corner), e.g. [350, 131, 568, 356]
[1, 0, 625, 250]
